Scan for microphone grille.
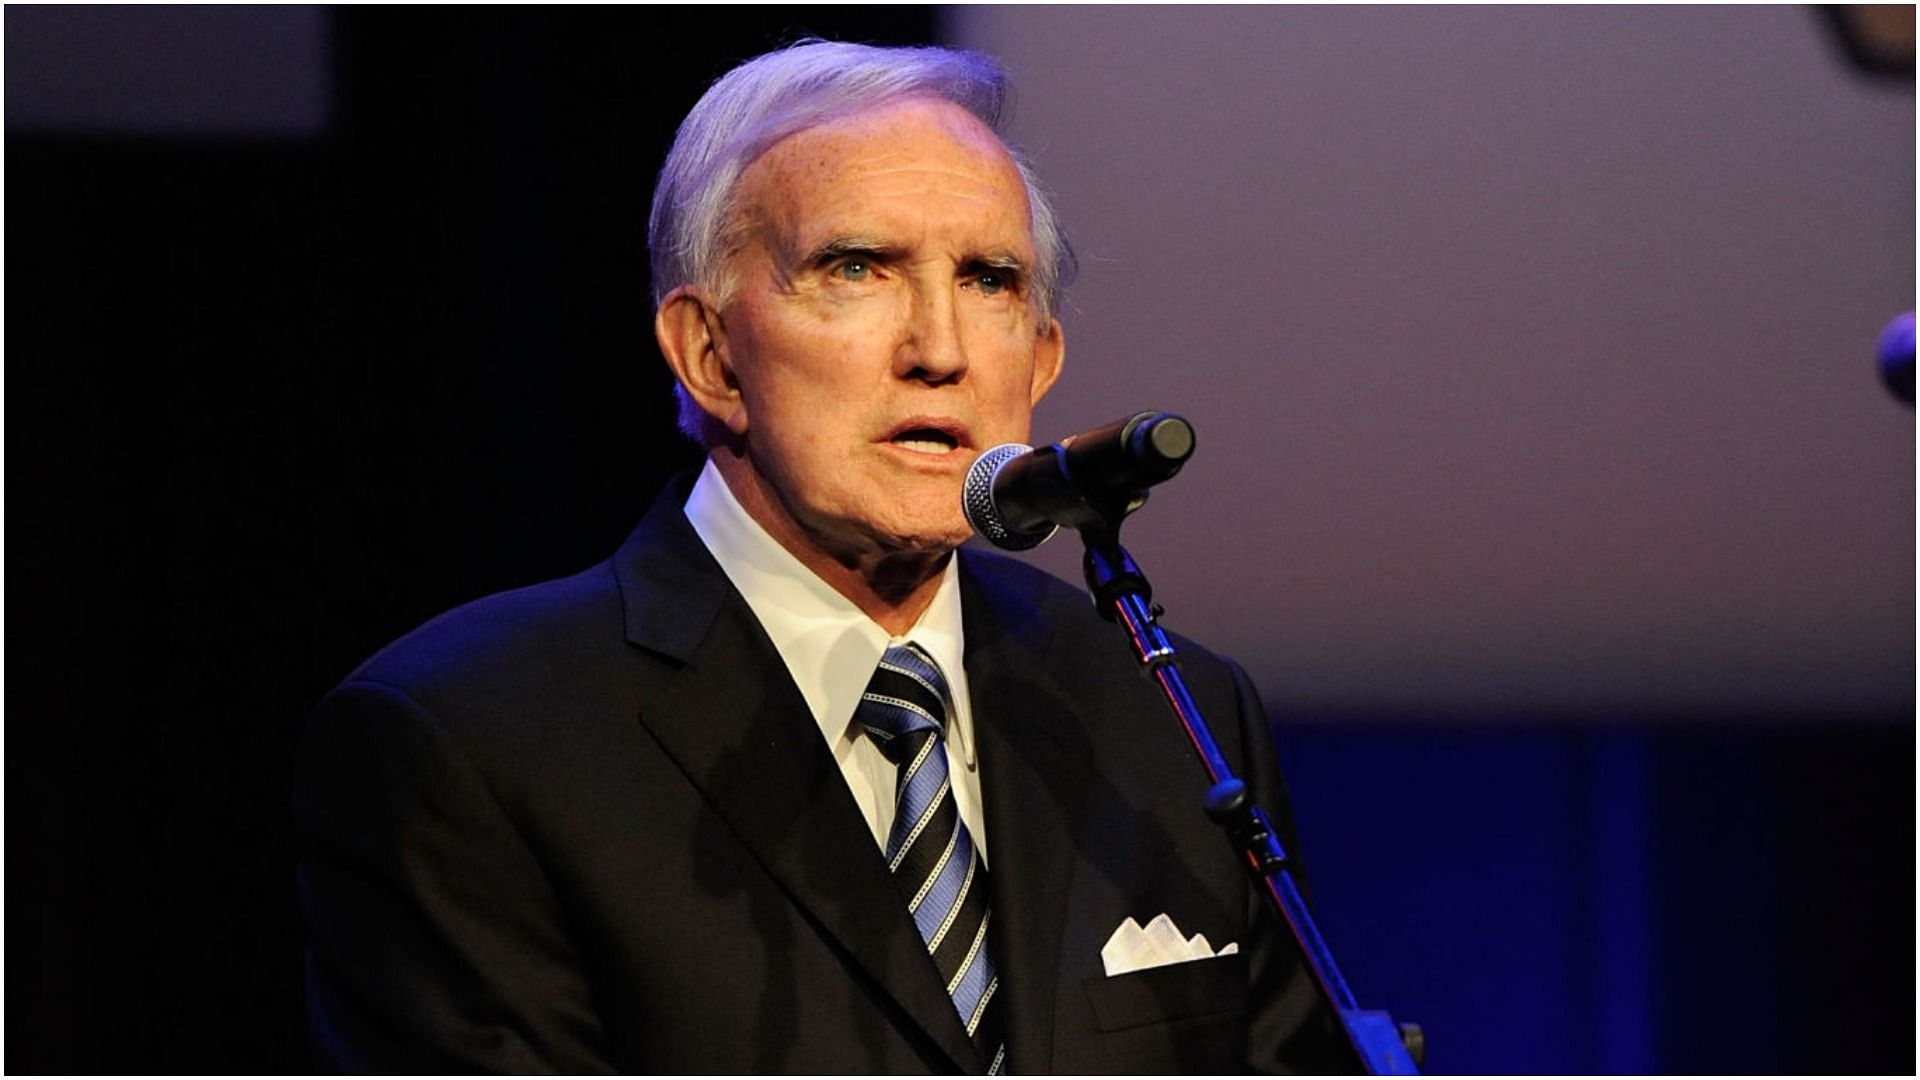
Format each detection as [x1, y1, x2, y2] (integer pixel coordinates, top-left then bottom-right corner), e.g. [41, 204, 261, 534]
[964, 443, 1057, 551]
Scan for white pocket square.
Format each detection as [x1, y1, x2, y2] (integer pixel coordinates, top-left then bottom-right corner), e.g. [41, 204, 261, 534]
[1100, 913, 1239, 976]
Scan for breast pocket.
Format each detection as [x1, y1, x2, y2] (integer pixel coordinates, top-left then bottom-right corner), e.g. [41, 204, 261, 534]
[1082, 952, 1249, 1031]
[1076, 953, 1251, 1072]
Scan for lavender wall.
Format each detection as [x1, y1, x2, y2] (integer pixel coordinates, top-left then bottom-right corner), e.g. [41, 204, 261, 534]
[951, 6, 1914, 719]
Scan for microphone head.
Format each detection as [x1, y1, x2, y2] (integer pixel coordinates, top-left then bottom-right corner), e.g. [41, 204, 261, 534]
[963, 443, 1058, 551]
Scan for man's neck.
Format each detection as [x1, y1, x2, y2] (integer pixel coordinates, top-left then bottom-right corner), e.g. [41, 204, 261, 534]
[711, 452, 952, 637]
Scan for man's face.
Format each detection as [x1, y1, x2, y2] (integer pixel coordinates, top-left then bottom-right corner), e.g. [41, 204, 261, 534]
[709, 97, 1063, 566]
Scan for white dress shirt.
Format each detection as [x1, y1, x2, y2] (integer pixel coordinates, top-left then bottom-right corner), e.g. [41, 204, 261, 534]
[683, 459, 988, 864]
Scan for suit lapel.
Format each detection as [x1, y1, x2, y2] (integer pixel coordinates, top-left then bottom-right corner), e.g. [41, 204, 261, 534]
[611, 481, 983, 1073]
[962, 553, 1099, 1076]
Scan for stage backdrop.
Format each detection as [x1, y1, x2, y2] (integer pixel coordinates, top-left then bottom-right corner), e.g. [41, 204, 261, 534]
[952, 6, 1914, 720]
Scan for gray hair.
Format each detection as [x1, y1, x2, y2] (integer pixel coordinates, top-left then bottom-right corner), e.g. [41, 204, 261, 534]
[648, 40, 1076, 441]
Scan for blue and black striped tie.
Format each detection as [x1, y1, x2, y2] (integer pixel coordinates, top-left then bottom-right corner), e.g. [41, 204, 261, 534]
[857, 643, 1008, 1075]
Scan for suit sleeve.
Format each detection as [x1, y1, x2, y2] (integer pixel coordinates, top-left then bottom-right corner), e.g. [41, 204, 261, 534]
[1228, 659, 1355, 1074]
[294, 679, 615, 1073]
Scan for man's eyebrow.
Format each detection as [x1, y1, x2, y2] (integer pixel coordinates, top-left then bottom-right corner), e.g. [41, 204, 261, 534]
[792, 237, 1033, 277]
[799, 235, 901, 266]
[967, 251, 1029, 272]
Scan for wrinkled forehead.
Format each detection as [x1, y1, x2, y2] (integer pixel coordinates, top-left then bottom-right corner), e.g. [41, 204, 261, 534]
[732, 98, 1033, 245]
[777, 95, 1013, 163]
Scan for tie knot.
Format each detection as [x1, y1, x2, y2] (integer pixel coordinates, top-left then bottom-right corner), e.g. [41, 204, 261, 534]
[858, 643, 950, 763]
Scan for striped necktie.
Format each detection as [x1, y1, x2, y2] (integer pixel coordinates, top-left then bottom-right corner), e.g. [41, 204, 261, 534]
[857, 642, 1008, 1075]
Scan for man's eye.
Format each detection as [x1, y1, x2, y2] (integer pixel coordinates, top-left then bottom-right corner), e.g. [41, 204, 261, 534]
[975, 271, 1009, 295]
[835, 259, 871, 281]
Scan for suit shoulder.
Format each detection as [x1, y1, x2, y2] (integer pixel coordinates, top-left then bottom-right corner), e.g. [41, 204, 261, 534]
[958, 546, 1095, 615]
[340, 560, 627, 706]
[958, 548, 1245, 686]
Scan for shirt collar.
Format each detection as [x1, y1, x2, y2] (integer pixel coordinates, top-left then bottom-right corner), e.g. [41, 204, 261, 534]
[682, 459, 974, 764]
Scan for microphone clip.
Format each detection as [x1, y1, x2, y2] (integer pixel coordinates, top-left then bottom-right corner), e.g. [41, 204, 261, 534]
[1080, 521, 1156, 624]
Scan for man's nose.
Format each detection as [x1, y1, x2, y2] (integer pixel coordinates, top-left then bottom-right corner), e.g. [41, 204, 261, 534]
[896, 284, 969, 383]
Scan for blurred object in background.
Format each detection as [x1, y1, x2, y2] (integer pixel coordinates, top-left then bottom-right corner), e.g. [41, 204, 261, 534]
[1877, 310, 1915, 404]
[1822, 4, 1916, 78]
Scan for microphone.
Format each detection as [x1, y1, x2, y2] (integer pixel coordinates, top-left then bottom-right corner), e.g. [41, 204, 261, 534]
[964, 411, 1196, 550]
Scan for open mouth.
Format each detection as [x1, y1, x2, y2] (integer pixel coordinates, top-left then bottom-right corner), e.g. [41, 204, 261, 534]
[888, 427, 962, 455]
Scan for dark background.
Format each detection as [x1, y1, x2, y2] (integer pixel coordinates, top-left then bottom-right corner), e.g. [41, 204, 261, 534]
[6, 7, 1912, 1073]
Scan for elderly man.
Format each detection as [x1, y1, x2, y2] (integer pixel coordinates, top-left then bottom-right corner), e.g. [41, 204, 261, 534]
[296, 41, 1338, 1074]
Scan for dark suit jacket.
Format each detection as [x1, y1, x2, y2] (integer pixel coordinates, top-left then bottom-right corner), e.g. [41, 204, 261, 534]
[295, 478, 1343, 1073]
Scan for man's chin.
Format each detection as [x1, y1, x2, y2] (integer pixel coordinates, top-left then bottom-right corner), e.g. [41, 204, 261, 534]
[849, 498, 972, 555]
[873, 524, 971, 558]
[800, 509, 970, 570]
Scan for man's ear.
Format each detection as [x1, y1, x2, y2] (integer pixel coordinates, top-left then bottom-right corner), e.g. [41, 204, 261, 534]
[655, 285, 749, 436]
[1029, 317, 1066, 406]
